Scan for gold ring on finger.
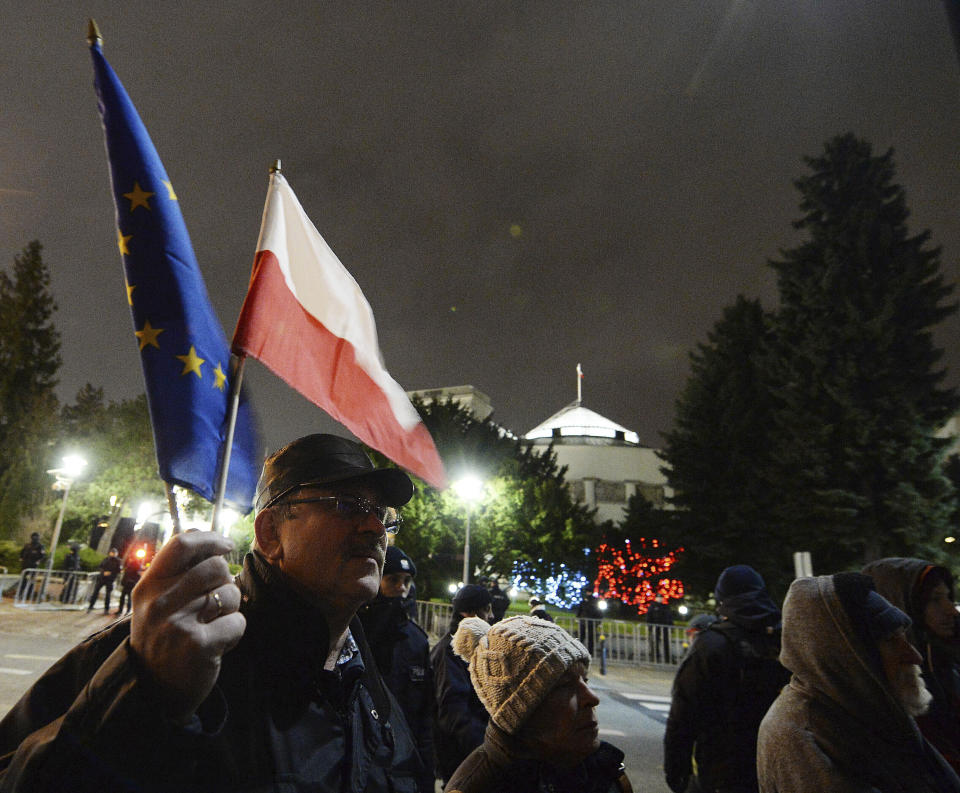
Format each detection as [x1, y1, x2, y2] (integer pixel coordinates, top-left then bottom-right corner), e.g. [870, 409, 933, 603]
[212, 590, 224, 620]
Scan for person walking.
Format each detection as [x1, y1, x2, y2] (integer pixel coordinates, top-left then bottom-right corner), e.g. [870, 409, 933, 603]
[486, 578, 510, 623]
[646, 594, 674, 663]
[577, 587, 603, 656]
[115, 550, 145, 615]
[664, 565, 789, 793]
[59, 544, 81, 604]
[17, 532, 44, 602]
[87, 548, 121, 614]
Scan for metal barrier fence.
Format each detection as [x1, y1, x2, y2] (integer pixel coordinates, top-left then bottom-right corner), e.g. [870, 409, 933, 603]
[7, 574, 688, 667]
[12, 569, 101, 610]
[414, 600, 687, 669]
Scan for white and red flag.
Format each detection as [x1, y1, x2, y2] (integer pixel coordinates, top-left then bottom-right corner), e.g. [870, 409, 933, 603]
[232, 168, 447, 490]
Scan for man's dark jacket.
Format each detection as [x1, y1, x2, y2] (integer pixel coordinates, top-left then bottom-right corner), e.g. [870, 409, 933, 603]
[18, 540, 43, 569]
[96, 554, 122, 585]
[430, 624, 489, 782]
[663, 587, 789, 793]
[0, 552, 422, 792]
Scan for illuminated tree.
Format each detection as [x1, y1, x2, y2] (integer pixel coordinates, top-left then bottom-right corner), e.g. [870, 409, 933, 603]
[593, 536, 685, 616]
[511, 559, 590, 609]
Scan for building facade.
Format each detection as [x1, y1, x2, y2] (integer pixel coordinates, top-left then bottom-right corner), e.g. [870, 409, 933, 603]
[524, 401, 671, 525]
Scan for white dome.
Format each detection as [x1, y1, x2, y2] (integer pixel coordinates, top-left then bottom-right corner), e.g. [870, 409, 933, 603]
[524, 401, 640, 445]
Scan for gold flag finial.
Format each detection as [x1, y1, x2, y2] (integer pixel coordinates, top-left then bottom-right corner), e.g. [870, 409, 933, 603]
[87, 19, 102, 47]
[270, 159, 282, 174]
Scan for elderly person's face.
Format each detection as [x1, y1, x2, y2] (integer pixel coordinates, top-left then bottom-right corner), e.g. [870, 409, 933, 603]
[519, 662, 600, 768]
[878, 627, 931, 717]
[923, 581, 957, 641]
[255, 482, 388, 608]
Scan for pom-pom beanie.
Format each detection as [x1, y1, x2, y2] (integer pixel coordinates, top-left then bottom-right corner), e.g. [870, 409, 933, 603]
[451, 614, 591, 734]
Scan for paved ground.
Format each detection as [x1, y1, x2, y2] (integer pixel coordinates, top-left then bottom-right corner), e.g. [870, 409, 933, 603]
[0, 597, 121, 642]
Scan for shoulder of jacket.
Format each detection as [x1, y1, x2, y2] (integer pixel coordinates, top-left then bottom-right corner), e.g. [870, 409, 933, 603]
[402, 618, 430, 641]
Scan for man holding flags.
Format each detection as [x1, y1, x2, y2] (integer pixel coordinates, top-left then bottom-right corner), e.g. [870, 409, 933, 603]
[0, 434, 427, 791]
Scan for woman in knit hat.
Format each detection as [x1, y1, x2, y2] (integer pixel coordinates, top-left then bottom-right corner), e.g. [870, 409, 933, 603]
[444, 615, 631, 793]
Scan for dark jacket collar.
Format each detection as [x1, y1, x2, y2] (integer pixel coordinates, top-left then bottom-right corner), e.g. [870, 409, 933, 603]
[234, 551, 392, 724]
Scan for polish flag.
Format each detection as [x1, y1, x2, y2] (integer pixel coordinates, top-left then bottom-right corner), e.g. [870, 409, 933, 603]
[232, 169, 447, 490]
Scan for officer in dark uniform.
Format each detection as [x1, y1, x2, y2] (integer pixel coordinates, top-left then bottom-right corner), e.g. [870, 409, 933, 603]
[359, 546, 435, 793]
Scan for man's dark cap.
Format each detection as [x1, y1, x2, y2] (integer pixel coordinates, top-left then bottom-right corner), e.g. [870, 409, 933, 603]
[255, 433, 414, 512]
[384, 545, 417, 577]
[715, 564, 767, 602]
[834, 572, 912, 643]
[452, 583, 492, 614]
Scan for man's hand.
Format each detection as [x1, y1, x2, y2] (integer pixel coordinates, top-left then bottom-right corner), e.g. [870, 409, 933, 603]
[129, 531, 246, 724]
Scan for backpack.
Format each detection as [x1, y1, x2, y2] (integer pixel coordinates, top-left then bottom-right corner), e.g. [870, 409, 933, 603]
[708, 620, 789, 733]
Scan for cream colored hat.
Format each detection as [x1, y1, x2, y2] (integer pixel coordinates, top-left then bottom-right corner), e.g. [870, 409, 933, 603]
[452, 614, 591, 734]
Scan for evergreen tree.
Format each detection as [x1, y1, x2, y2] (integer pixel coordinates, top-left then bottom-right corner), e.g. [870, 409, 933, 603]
[660, 296, 786, 595]
[0, 241, 62, 538]
[765, 133, 958, 572]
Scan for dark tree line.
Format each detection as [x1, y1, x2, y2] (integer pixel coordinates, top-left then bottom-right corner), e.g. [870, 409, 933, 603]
[0, 241, 62, 537]
[659, 134, 959, 598]
[0, 242, 165, 545]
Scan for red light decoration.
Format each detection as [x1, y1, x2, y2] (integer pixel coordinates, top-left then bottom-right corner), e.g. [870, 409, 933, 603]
[592, 537, 685, 616]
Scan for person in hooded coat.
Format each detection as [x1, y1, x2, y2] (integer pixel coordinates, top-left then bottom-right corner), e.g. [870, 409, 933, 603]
[757, 573, 960, 793]
[862, 558, 960, 774]
[663, 565, 789, 793]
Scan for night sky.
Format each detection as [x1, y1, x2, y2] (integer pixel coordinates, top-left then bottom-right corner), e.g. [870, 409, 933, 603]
[3, 2, 960, 461]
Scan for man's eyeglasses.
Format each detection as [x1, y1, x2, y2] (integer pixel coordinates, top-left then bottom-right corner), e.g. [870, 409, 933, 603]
[277, 494, 402, 533]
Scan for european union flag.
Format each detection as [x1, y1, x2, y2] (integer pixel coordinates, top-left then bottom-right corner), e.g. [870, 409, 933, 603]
[90, 32, 260, 511]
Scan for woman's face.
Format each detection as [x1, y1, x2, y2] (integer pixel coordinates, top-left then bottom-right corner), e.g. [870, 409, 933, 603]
[520, 663, 600, 768]
[923, 581, 957, 640]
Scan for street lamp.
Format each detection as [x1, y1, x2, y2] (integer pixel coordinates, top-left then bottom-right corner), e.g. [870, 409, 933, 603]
[453, 475, 484, 585]
[43, 454, 87, 594]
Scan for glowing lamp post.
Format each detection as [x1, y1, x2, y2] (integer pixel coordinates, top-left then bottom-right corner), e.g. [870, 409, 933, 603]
[43, 454, 87, 595]
[453, 475, 484, 585]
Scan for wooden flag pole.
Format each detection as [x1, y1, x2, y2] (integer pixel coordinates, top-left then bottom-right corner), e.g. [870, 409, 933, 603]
[211, 353, 248, 533]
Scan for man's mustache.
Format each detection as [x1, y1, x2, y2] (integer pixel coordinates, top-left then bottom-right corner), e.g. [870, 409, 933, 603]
[350, 539, 386, 563]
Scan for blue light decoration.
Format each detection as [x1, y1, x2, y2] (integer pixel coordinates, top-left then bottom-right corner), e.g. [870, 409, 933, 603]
[511, 559, 590, 609]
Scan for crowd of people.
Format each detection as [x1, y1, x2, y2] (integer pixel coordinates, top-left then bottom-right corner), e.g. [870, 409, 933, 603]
[2, 432, 960, 793]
